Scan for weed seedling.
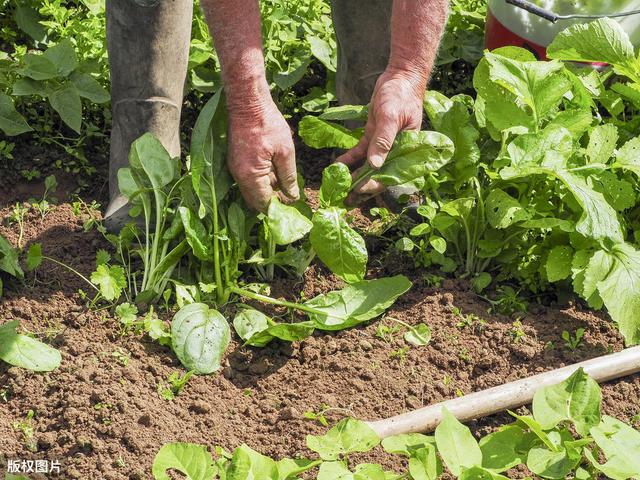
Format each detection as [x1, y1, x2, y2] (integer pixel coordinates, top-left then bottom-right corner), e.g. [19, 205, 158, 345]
[389, 346, 410, 363]
[303, 404, 331, 427]
[112, 348, 130, 367]
[8, 203, 29, 249]
[375, 322, 401, 342]
[509, 320, 526, 343]
[158, 371, 194, 401]
[12, 410, 36, 452]
[562, 328, 585, 352]
[30, 174, 57, 222]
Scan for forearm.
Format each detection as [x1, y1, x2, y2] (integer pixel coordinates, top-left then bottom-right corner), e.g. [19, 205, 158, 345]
[200, 0, 270, 116]
[388, 0, 448, 88]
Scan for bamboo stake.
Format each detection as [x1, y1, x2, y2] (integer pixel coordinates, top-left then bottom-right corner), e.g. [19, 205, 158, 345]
[366, 346, 640, 438]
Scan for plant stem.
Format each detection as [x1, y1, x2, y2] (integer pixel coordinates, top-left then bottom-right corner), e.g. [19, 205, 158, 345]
[43, 256, 99, 293]
[230, 286, 326, 316]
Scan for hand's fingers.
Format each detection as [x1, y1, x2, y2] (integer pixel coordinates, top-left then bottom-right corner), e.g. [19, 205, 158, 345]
[354, 178, 385, 196]
[273, 144, 300, 200]
[336, 135, 368, 167]
[236, 173, 274, 212]
[367, 120, 399, 169]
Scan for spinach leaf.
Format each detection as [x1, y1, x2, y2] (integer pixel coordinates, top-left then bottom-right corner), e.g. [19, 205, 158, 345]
[227, 444, 279, 480]
[304, 275, 412, 330]
[306, 418, 380, 461]
[0, 233, 23, 279]
[319, 163, 351, 208]
[0, 321, 61, 371]
[585, 416, 640, 479]
[298, 116, 360, 149]
[152, 442, 216, 480]
[310, 207, 367, 284]
[434, 407, 482, 476]
[267, 197, 313, 246]
[171, 303, 230, 374]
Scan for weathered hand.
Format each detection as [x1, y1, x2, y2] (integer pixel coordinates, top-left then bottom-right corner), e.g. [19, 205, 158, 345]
[227, 101, 299, 212]
[337, 68, 425, 202]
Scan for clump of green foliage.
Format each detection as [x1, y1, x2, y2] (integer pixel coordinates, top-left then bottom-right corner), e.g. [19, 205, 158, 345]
[150, 369, 640, 479]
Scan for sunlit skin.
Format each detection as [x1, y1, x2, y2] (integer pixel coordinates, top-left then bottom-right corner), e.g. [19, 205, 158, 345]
[202, 0, 448, 211]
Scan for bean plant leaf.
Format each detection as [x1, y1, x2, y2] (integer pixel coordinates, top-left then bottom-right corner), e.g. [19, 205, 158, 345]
[90, 264, 126, 301]
[310, 207, 367, 283]
[171, 303, 230, 374]
[267, 197, 312, 246]
[585, 415, 640, 479]
[307, 35, 336, 72]
[70, 72, 109, 103]
[0, 321, 61, 372]
[298, 116, 360, 150]
[304, 275, 412, 330]
[19, 53, 58, 80]
[434, 408, 482, 476]
[547, 18, 636, 76]
[532, 368, 601, 437]
[0, 92, 32, 136]
[227, 444, 278, 480]
[306, 418, 380, 461]
[49, 82, 82, 133]
[371, 131, 455, 186]
[319, 163, 351, 208]
[152, 442, 216, 480]
[42, 38, 78, 77]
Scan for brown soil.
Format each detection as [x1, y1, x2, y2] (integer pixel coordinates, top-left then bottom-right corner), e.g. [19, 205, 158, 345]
[1, 153, 640, 480]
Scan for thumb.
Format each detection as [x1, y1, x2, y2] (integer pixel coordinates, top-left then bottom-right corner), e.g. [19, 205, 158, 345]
[273, 144, 300, 200]
[367, 121, 398, 170]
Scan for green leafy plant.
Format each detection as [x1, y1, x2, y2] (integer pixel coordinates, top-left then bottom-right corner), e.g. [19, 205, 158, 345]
[158, 371, 194, 401]
[563, 327, 586, 352]
[150, 368, 640, 479]
[0, 320, 61, 371]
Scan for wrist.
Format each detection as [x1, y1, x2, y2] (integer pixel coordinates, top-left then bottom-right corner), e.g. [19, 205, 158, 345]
[383, 63, 429, 97]
[225, 74, 273, 120]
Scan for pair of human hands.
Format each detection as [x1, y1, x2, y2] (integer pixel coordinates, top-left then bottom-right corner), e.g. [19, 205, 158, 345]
[227, 68, 426, 211]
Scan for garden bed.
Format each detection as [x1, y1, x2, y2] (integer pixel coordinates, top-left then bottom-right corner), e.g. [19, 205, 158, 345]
[1, 152, 639, 480]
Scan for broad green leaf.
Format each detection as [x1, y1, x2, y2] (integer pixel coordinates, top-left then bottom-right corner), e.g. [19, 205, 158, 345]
[129, 133, 178, 189]
[371, 131, 455, 186]
[404, 324, 432, 346]
[317, 461, 352, 480]
[545, 245, 574, 283]
[304, 275, 412, 330]
[13, 5, 46, 42]
[49, 82, 82, 133]
[408, 444, 442, 480]
[12, 78, 45, 97]
[572, 249, 609, 309]
[585, 416, 640, 479]
[306, 418, 380, 461]
[484, 53, 570, 125]
[276, 458, 318, 479]
[152, 442, 216, 480]
[547, 19, 636, 76]
[319, 163, 351, 208]
[510, 413, 556, 451]
[479, 425, 529, 472]
[593, 243, 640, 345]
[0, 234, 23, 279]
[308, 35, 336, 72]
[267, 197, 312, 246]
[19, 53, 58, 80]
[265, 322, 315, 342]
[381, 433, 435, 457]
[429, 236, 446, 254]
[171, 303, 230, 374]
[233, 308, 271, 344]
[273, 53, 311, 91]
[594, 171, 636, 212]
[310, 207, 367, 283]
[532, 368, 601, 436]
[434, 408, 482, 476]
[0, 321, 61, 372]
[319, 105, 368, 121]
[0, 92, 32, 136]
[90, 264, 125, 301]
[179, 207, 212, 261]
[43, 38, 78, 77]
[527, 435, 582, 480]
[26, 243, 42, 271]
[586, 124, 618, 164]
[70, 72, 110, 103]
[299, 116, 360, 149]
[227, 444, 278, 480]
[459, 467, 509, 480]
[485, 188, 530, 229]
[615, 136, 640, 177]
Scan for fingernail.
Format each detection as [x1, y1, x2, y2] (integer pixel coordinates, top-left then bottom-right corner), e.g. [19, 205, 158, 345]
[369, 154, 384, 169]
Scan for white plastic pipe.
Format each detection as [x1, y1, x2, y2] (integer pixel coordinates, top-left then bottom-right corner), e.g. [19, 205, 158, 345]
[366, 346, 640, 438]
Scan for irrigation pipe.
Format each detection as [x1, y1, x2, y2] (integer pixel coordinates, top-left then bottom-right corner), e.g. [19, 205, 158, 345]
[365, 346, 640, 438]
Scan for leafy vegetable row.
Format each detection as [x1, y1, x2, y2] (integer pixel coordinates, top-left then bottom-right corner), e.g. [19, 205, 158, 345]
[151, 368, 640, 479]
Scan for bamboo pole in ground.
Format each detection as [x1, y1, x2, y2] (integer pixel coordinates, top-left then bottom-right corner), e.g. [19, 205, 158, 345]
[365, 346, 640, 438]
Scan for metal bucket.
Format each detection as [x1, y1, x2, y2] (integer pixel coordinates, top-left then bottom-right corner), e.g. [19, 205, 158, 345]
[485, 0, 640, 59]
